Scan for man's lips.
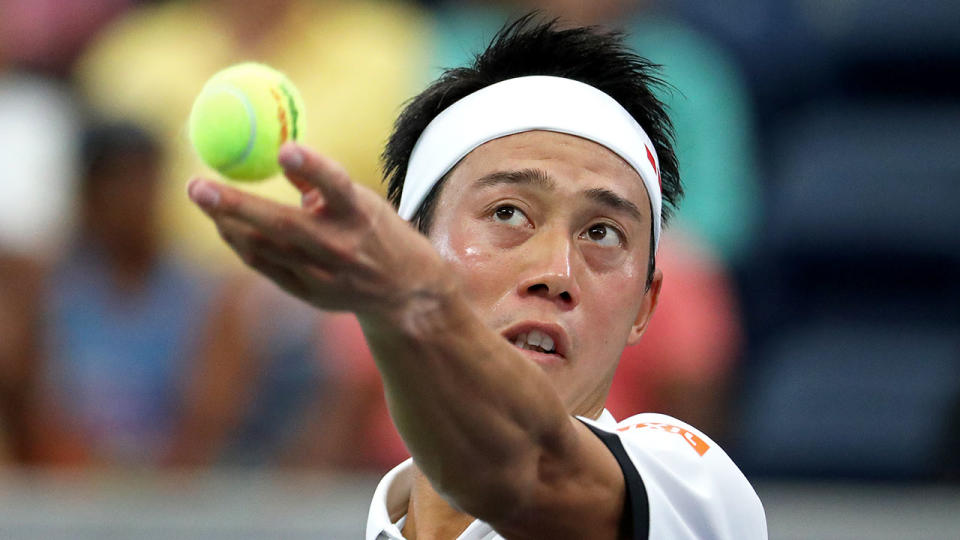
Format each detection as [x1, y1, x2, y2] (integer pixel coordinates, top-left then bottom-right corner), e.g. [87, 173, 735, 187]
[501, 321, 570, 359]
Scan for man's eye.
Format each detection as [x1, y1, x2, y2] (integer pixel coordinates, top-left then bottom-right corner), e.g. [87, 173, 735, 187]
[492, 205, 528, 227]
[582, 223, 622, 247]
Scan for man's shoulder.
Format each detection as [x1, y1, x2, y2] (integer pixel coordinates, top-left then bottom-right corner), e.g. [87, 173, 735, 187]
[608, 412, 716, 456]
[579, 411, 768, 539]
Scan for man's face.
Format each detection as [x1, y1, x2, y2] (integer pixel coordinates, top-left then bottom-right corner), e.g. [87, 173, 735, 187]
[427, 131, 662, 414]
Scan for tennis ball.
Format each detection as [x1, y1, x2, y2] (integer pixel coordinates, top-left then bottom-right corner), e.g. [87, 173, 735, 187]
[189, 62, 305, 181]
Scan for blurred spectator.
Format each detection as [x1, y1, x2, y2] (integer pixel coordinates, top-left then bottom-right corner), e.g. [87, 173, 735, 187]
[0, 66, 83, 465]
[281, 313, 409, 472]
[0, 75, 81, 261]
[0, 254, 44, 464]
[0, 0, 131, 77]
[27, 122, 225, 466]
[621, 12, 759, 266]
[73, 0, 432, 270]
[707, 1, 960, 480]
[733, 105, 960, 480]
[167, 274, 334, 468]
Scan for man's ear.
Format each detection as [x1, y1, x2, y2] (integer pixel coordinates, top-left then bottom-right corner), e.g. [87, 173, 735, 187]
[626, 268, 662, 347]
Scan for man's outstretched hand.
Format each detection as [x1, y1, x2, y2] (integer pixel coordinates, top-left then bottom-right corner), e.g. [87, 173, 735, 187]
[187, 142, 449, 322]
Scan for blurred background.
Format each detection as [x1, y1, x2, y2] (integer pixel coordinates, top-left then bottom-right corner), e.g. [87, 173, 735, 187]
[1, 0, 958, 538]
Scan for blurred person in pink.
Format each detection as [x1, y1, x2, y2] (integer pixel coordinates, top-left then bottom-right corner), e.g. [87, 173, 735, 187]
[0, 0, 130, 77]
[606, 227, 742, 438]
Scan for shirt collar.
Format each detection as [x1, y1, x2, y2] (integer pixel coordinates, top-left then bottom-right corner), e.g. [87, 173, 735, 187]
[366, 458, 415, 540]
[595, 408, 618, 428]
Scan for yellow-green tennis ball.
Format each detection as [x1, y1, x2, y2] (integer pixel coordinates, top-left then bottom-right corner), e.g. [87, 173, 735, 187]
[189, 62, 305, 181]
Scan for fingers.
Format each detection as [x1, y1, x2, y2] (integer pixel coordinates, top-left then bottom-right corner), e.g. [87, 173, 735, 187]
[188, 177, 365, 276]
[283, 173, 325, 213]
[286, 175, 313, 196]
[212, 213, 305, 293]
[245, 252, 308, 298]
[213, 214, 332, 297]
[213, 214, 309, 266]
[278, 143, 357, 219]
[188, 178, 317, 249]
[186, 142, 412, 314]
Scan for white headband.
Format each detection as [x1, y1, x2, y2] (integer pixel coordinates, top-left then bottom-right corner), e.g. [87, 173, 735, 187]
[399, 75, 663, 251]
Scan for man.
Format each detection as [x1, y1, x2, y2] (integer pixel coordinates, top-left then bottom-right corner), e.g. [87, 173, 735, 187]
[188, 16, 766, 539]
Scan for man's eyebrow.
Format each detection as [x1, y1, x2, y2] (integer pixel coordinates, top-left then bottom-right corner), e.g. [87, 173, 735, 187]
[584, 188, 646, 224]
[474, 169, 645, 223]
[475, 168, 556, 191]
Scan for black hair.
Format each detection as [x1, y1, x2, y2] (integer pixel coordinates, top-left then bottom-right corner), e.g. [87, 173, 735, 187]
[382, 14, 682, 288]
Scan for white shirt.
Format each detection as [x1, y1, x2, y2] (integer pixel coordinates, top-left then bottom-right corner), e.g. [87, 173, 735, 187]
[366, 410, 767, 539]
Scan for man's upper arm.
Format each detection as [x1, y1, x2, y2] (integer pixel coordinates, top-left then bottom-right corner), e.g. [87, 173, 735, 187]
[492, 413, 767, 540]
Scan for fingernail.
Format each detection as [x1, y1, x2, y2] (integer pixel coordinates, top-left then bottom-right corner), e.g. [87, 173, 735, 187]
[280, 145, 303, 170]
[189, 180, 220, 209]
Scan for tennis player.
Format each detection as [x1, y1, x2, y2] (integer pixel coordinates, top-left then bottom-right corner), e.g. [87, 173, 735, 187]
[188, 16, 766, 540]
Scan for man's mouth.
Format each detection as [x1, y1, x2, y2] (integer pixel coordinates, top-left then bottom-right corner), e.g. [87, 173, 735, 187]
[502, 322, 568, 360]
[512, 329, 557, 354]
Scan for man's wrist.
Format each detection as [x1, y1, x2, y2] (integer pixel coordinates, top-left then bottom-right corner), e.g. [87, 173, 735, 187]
[357, 258, 468, 343]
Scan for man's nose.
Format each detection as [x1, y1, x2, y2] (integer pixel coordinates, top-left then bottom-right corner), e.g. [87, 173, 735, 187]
[516, 230, 581, 309]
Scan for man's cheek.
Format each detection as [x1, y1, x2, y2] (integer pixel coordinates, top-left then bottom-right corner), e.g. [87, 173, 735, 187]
[448, 246, 507, 300]
[582, 297, 633, 348]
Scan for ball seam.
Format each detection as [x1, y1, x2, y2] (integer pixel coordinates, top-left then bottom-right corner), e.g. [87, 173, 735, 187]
[217, 83, 258, 172]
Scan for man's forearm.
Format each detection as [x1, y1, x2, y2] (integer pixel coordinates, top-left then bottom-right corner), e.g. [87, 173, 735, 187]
[358, 276, 573, 517]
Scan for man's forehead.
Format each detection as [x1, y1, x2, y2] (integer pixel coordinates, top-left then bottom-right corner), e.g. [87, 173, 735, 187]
[448, 131, 649, 210]
[459, 131, 638, 175]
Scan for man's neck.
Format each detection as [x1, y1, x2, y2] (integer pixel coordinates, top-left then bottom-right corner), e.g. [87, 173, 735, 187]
[402, 464, 476, 540]
[571, 387, 610, 422]
[398, 403, 610, 539]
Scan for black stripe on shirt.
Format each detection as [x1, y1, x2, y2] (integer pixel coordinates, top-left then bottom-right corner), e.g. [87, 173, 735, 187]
[580, 420, 650, 540]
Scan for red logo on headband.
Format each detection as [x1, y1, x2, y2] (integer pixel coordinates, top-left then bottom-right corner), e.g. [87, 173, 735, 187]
[645, 145, 661, 189]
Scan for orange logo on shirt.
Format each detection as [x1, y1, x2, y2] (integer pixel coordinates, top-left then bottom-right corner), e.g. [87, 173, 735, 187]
[617, 422, 711, 457]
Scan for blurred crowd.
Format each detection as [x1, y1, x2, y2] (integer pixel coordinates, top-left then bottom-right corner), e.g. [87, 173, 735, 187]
[0, 0, 957, 481]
